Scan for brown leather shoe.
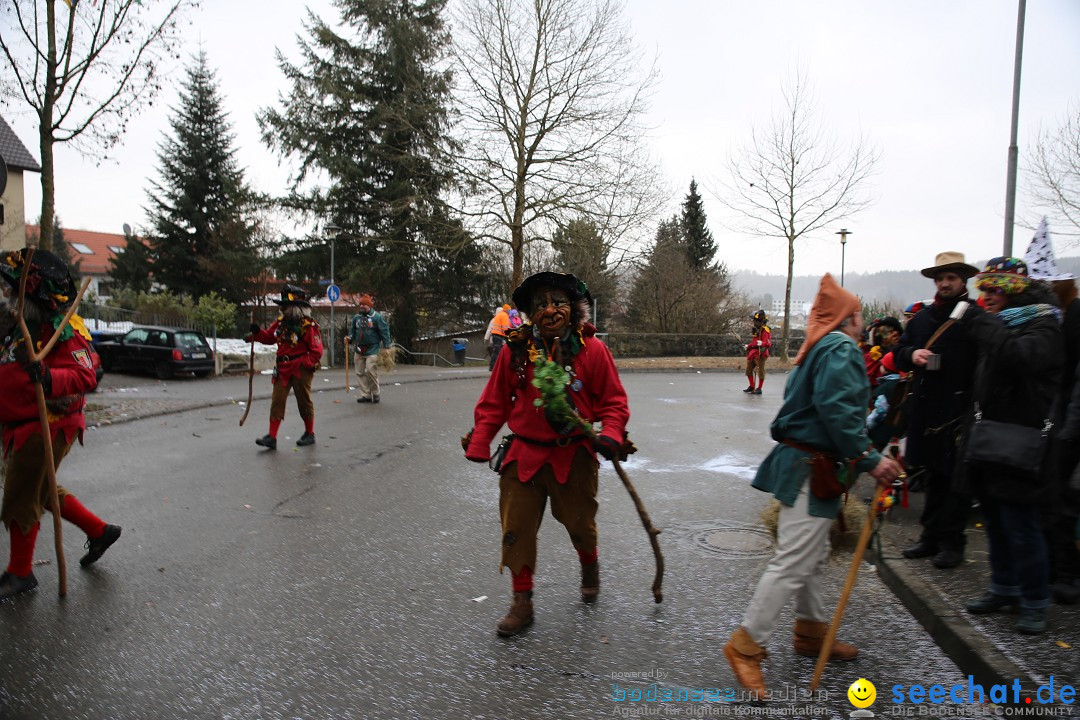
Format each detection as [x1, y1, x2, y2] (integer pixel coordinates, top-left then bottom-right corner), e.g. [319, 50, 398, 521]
[793, 619, 858, 661]
[723, 626, 768, 696]
[580, 561, 600, 603]
[496, 591, 534, 637]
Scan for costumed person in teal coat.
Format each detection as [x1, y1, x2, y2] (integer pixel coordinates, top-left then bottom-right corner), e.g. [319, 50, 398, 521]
[723, 274, 902, 696]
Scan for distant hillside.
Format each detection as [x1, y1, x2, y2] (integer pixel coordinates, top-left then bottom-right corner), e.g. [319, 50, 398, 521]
[734, 256, 1080, 308]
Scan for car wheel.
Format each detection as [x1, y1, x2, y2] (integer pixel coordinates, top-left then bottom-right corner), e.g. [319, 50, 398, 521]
[155, 362, 175, 380]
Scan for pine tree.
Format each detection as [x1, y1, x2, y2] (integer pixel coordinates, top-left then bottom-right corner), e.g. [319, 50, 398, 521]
[681, 179, 717, 269]
[144, 51, 256, 304]
[108, 226, 154, 294]
[259, 0, 475, 348]
[551, 219, 618, 329]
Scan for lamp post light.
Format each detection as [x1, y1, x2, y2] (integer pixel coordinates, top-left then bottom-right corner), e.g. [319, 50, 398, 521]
[325, 223, 341, 367]
[836, 228, 852, 287]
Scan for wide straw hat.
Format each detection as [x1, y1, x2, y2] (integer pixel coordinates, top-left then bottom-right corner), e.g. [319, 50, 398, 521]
[920, 251, 980, 280]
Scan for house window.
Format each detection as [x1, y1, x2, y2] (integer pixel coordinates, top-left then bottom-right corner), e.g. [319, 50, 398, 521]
[108, 245, 124, 254]
[70, 242, 94, 255]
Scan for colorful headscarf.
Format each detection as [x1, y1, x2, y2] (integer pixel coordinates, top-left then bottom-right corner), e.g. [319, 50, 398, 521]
[975, 257, 1031, 296]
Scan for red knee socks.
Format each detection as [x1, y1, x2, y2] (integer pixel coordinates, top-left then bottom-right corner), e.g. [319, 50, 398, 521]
[269, 418, 282, 438]
[577, 547, 599, 565]
[757, 377, 765, 390]
[304, 417, 314, 434]
[7, 522, 40, 577]
[511, 565, 534, 593]
[59, 495, 107, 539]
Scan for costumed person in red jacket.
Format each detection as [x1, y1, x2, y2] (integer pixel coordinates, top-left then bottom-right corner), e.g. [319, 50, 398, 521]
[743, 309, 772, 394]
[463, 272, 631, 636]
[247, 284, 323, 450]
[0, 248, 121, 600]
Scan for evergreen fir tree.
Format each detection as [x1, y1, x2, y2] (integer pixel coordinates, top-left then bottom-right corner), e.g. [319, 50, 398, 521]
[259, 0, 475, 349]
[552, 218, 618, 329]
[681, 178, 717, 269]
[144, 51, 256, 304]
[108, 225, 154, 294]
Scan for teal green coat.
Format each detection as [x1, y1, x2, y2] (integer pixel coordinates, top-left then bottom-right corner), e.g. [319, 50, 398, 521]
[752, 331, 883, 518]
[348, 311, 391, 356]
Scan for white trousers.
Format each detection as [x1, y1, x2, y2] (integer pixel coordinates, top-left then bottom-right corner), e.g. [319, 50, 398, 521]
[354, 352, 380, 399]
[742, 486, 832, 646]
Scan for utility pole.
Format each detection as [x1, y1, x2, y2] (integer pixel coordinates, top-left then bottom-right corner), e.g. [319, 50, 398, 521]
[1003, 0, 1026, 256]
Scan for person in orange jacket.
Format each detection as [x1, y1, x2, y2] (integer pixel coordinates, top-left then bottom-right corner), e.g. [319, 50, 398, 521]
[0, 248, 121, 600]
[247, 284, 323, 450]
[485, 304, 513, 371]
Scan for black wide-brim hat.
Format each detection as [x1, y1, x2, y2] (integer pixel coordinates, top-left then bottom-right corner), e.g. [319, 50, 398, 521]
[274, 283, 311, 307]
[1, 247, 77, 311]
[512, 272, 592, 315]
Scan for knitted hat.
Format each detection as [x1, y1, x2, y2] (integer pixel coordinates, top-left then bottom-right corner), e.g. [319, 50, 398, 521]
[975, 257, 1031, 295]
[1023, 217, 1075, 282]
[502, 304, 511, 312]
[274, 284, 311, 307]
[793, 274, 861, 365]
[0, 247, 77, 312]
[358, 294, 374, 307]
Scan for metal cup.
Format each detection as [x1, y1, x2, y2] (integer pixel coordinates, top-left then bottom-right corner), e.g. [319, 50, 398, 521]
[925, 353, 942, 371]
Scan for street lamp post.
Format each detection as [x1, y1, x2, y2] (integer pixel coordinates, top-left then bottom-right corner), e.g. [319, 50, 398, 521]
[326, 223, 341, 367]
[836, 228, 852, 287]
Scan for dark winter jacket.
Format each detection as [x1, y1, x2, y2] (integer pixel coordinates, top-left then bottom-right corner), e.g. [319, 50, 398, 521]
[956, 284, 1063, 503]
[892, 292, 979, 470]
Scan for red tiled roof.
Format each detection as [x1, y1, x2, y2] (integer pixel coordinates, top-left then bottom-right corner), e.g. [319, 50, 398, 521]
[25, 225, 128, 276]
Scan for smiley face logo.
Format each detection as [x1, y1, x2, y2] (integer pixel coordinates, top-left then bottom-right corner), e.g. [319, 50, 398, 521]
[848, 678, 876, 708]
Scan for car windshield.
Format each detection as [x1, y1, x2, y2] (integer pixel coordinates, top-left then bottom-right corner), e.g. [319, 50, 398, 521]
[175, 332, 208, 349]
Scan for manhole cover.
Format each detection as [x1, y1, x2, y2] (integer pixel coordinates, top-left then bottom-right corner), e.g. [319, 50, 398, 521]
[691, 526, 774, 559]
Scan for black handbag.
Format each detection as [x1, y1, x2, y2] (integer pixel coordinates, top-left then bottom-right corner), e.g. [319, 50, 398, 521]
[964, 402, 1051, 477]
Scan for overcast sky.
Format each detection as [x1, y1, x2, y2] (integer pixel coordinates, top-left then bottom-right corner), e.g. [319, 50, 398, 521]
[6, 0, 1080, 277]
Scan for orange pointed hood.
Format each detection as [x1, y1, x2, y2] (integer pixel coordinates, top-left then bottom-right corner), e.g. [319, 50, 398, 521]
[793, 274, 861, 366]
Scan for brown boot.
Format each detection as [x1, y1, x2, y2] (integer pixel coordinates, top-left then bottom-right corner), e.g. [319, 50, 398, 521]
[580, 561, 600, 603]
[723, 626, 768, 696]
[793, 619, 858, 661]
[496, 591, 534, 637]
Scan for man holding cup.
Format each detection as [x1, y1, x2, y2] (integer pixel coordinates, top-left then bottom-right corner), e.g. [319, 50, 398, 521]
[891, 252, 981, 569]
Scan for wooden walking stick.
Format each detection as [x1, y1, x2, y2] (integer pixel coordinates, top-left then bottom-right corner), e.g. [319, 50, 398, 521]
[344, 336, 351, 392]
[14, 248, 92, 597]
[532, 357, 664, 602]
[239, 307, 256, 427]
[809, 482, 889, 691]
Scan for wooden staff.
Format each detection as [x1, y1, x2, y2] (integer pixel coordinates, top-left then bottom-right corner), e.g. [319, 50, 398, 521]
[15, 248, 93, 597]
[238, 307, 256, 427]
[344, 336, 351, 392]
[809, 483, 887, 691]
[612, 456, 664, 603]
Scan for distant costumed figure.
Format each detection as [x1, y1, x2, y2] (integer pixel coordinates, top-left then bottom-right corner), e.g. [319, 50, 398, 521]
[744, 310, 772, 395]
[0, 248, 121, 600]
[247, 284, 323, 450]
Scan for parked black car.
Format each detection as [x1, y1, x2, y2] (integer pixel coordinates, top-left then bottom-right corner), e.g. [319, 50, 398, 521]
[95, 326, 215, 379]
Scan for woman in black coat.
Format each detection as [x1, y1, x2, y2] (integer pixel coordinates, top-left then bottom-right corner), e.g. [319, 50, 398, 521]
[950, 257, 1063, 635]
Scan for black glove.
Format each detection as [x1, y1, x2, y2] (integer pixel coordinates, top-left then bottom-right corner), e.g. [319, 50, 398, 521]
[250, 323, 261, 335]
[594, 435, 620, 461]
[24, 360, 52, 394]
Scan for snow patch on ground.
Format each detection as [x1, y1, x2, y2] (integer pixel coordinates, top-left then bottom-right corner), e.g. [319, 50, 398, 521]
[700, 454, 757, 479]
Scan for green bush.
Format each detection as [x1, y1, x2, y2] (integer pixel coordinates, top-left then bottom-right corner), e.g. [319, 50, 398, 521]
[192, 292, 238, 336]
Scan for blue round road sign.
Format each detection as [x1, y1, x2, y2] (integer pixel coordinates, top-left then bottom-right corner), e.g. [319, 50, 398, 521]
[327, 284, 341, 302]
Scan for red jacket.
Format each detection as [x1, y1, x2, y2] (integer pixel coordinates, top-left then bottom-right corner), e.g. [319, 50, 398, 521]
[747, 325, 772, 358]
[0, 322, 98, 455]
[466, 331, 630, 483]
[252, 317, 323, 385]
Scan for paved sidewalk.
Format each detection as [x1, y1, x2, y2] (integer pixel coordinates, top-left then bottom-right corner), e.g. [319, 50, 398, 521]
[83, 361, 1077, 700]
[874, 487, 1078, 696]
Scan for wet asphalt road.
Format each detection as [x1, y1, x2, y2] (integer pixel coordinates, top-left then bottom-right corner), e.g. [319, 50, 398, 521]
[0, 373, 969, 719]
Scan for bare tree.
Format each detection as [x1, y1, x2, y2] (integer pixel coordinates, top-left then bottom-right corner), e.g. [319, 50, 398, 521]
[715, 74, 879, 360]
[451, 0, 664, 290]
[1026, 106, 1080, 242]
[0, 0, 194, 251]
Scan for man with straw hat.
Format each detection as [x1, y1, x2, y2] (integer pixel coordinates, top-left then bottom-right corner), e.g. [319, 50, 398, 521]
[723, 274, 901, 695]
[891, 251, 981, 570]
[0, 248, 121, 599]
